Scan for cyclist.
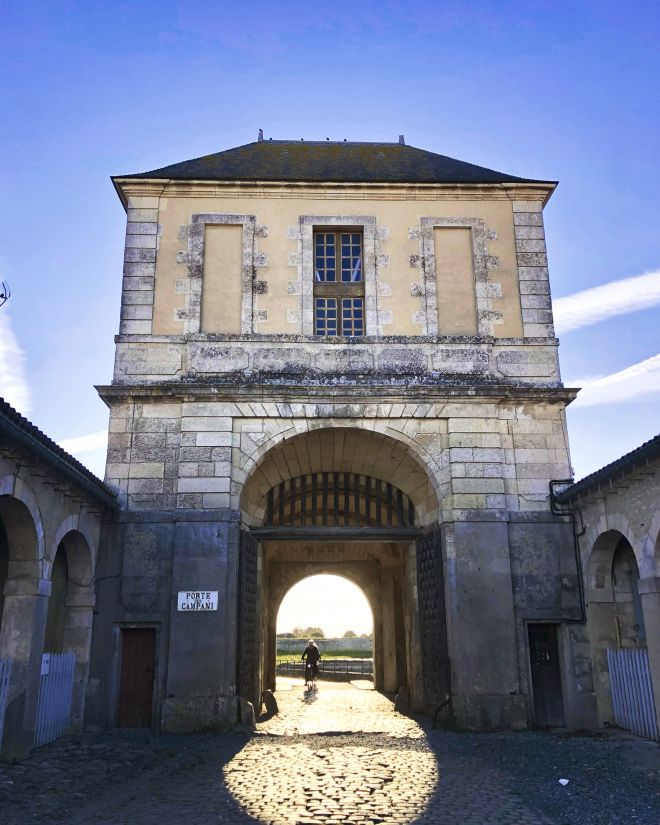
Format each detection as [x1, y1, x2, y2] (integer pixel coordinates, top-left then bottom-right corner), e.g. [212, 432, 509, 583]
[301, 639, 321, 688]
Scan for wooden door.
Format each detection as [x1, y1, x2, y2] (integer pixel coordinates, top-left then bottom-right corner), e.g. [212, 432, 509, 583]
[528, 623, 565, 727]
[118, 628, 155, 727]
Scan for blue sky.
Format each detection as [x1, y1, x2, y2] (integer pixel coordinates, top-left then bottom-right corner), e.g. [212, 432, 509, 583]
[1, 0, 659, 482]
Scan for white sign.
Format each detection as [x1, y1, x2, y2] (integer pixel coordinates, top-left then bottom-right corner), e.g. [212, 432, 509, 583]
[177, 591, 218, 612]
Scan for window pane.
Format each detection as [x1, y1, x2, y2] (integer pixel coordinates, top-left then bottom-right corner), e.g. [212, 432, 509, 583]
[338, 232, 362, 283]
[314, 232, 337, 283]
[341, 297, 364, 336]
[316, 297, 338, 335]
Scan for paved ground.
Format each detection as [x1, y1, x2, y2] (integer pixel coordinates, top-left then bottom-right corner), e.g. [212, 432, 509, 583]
[1, 679, 659, 824]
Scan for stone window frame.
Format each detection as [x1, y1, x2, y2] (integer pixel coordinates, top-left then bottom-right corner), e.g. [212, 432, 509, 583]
[298, 215, 381, 336]
[186, 213, 256, 334]
[419, 217, 500, 336]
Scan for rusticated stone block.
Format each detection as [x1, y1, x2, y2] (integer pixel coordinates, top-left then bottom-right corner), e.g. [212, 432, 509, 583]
[377, 348, 427, 373]
[189, 345, 249, 373]
[316, 348, 374, 373]
[253, 348, 311, 373]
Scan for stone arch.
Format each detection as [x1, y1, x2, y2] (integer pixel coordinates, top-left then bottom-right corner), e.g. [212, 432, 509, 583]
[44, 523, 96, 732]
[48, 515, 96, 589]
[239, 425, 444, 714]
[0, 474, 45, 577]
[585, 527, 645, 726]
[272, 568, 377, 635]
[239, 425, 441, 527]
[0, 479, 46, 758]
[264, 549, 405, 695]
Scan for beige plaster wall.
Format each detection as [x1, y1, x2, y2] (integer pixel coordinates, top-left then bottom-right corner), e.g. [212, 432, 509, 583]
[434, 227, 477, 335]
[151, 194, 524, 337]
[201, 225, 243, 333]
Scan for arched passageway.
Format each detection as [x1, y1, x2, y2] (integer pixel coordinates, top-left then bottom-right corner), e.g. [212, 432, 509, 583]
[0, 493, 44, 758]
[275, 574, 374, 679]
[238, 427, 447, 715]
[586, 530, 646, 722]
[45, 530, 95, 729]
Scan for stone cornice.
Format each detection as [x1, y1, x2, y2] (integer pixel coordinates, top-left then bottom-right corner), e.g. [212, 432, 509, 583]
[96, 381, 578, 406]
[113, 333, 560, 346]
[112, 177, 556, 209]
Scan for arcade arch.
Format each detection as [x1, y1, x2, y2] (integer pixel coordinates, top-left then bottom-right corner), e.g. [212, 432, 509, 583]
[43, 526, 95, 728]
[238, 427, 446, 715]
[586, 529, 646, 722]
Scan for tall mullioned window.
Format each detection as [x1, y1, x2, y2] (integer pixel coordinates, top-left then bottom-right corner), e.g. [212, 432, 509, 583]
[313, 230, 364, 336]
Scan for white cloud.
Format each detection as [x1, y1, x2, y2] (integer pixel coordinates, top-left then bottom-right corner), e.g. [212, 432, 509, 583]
[554, 270, 660, 334]
[0, 311, 31, 414]
[568, 354, 660, 408]
[58, 429, 108, 455]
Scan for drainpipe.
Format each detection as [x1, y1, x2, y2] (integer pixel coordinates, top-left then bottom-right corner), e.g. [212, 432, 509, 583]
[549, 479, 587, 624]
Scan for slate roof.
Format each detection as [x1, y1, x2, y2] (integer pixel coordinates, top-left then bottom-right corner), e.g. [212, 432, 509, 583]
[0, 396, 117, 508]
[555, 433, 660, 502]
[114, 140, 554, 186]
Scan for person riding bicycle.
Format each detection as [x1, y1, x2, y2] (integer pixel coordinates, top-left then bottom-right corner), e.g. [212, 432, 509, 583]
[301, 639, 321, 686]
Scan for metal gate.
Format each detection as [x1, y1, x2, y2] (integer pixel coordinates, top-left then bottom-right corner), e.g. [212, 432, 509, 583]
[34, 652, 75, 748]
[607, 648, 659, 741]
[237, 529, 259, 709]
[0, 657, 12, 748]
[416, 525, 451, 710]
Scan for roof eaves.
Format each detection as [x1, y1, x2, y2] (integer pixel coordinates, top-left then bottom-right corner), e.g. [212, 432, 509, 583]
[556, 433, 660, 503]
[0, 398, 117, 509]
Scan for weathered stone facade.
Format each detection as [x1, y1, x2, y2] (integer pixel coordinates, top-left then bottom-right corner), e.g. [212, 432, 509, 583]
[87, 140, 596, 733]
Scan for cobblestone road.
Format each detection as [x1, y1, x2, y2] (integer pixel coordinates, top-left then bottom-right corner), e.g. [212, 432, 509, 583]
[1, 679, 658, 824]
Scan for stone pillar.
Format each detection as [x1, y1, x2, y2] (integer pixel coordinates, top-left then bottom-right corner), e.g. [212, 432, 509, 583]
[444, 520, 526, 729]
[63, 588, 96, 732]
[0, 578, 50, 760]
[160, 513, 240, 732]
[372, 591, 384, 692]
[266, 616, 277, 692]
[380, 570, 397, 692]
[639, 576, 660, 725]
[585, 591, 617, 723]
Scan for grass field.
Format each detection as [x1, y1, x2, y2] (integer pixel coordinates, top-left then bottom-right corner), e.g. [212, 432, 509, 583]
[276, 649, 372, 664]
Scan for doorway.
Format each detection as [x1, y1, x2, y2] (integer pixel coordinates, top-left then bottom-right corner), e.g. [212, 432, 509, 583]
[528, 623, 565, 727]
[118, 628, 156, 727]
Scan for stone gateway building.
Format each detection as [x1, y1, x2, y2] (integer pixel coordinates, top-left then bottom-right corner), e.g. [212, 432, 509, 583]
[84, 137, 594, 735]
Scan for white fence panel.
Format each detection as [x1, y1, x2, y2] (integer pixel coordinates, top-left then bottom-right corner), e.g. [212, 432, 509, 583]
[607, 648, 659, 741]
[34, 652, 75, 749]
[0, 657, 12, 748]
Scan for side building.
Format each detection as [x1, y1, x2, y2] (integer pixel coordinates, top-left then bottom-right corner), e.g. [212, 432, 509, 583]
[87, 138, 597, 732]
[554, 434, 660, 739]
[0, 398, 116, 760]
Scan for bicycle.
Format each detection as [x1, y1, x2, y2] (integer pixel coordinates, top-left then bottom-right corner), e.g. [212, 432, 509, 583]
[304, 661, 319, 690]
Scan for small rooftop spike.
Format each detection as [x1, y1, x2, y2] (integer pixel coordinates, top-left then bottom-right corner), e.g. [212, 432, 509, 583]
[399, 134, 405, 145]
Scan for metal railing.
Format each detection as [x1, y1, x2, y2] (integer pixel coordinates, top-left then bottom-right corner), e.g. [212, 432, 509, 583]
[0, 657, 12, 748]
[277, 657, 373, 681]
[34, 652, 75, 748]
[607, 647, 659, 741]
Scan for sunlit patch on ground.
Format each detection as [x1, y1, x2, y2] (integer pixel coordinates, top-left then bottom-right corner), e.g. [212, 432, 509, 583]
[223, 681, 437, 824]
[223, 739, 438, 824]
